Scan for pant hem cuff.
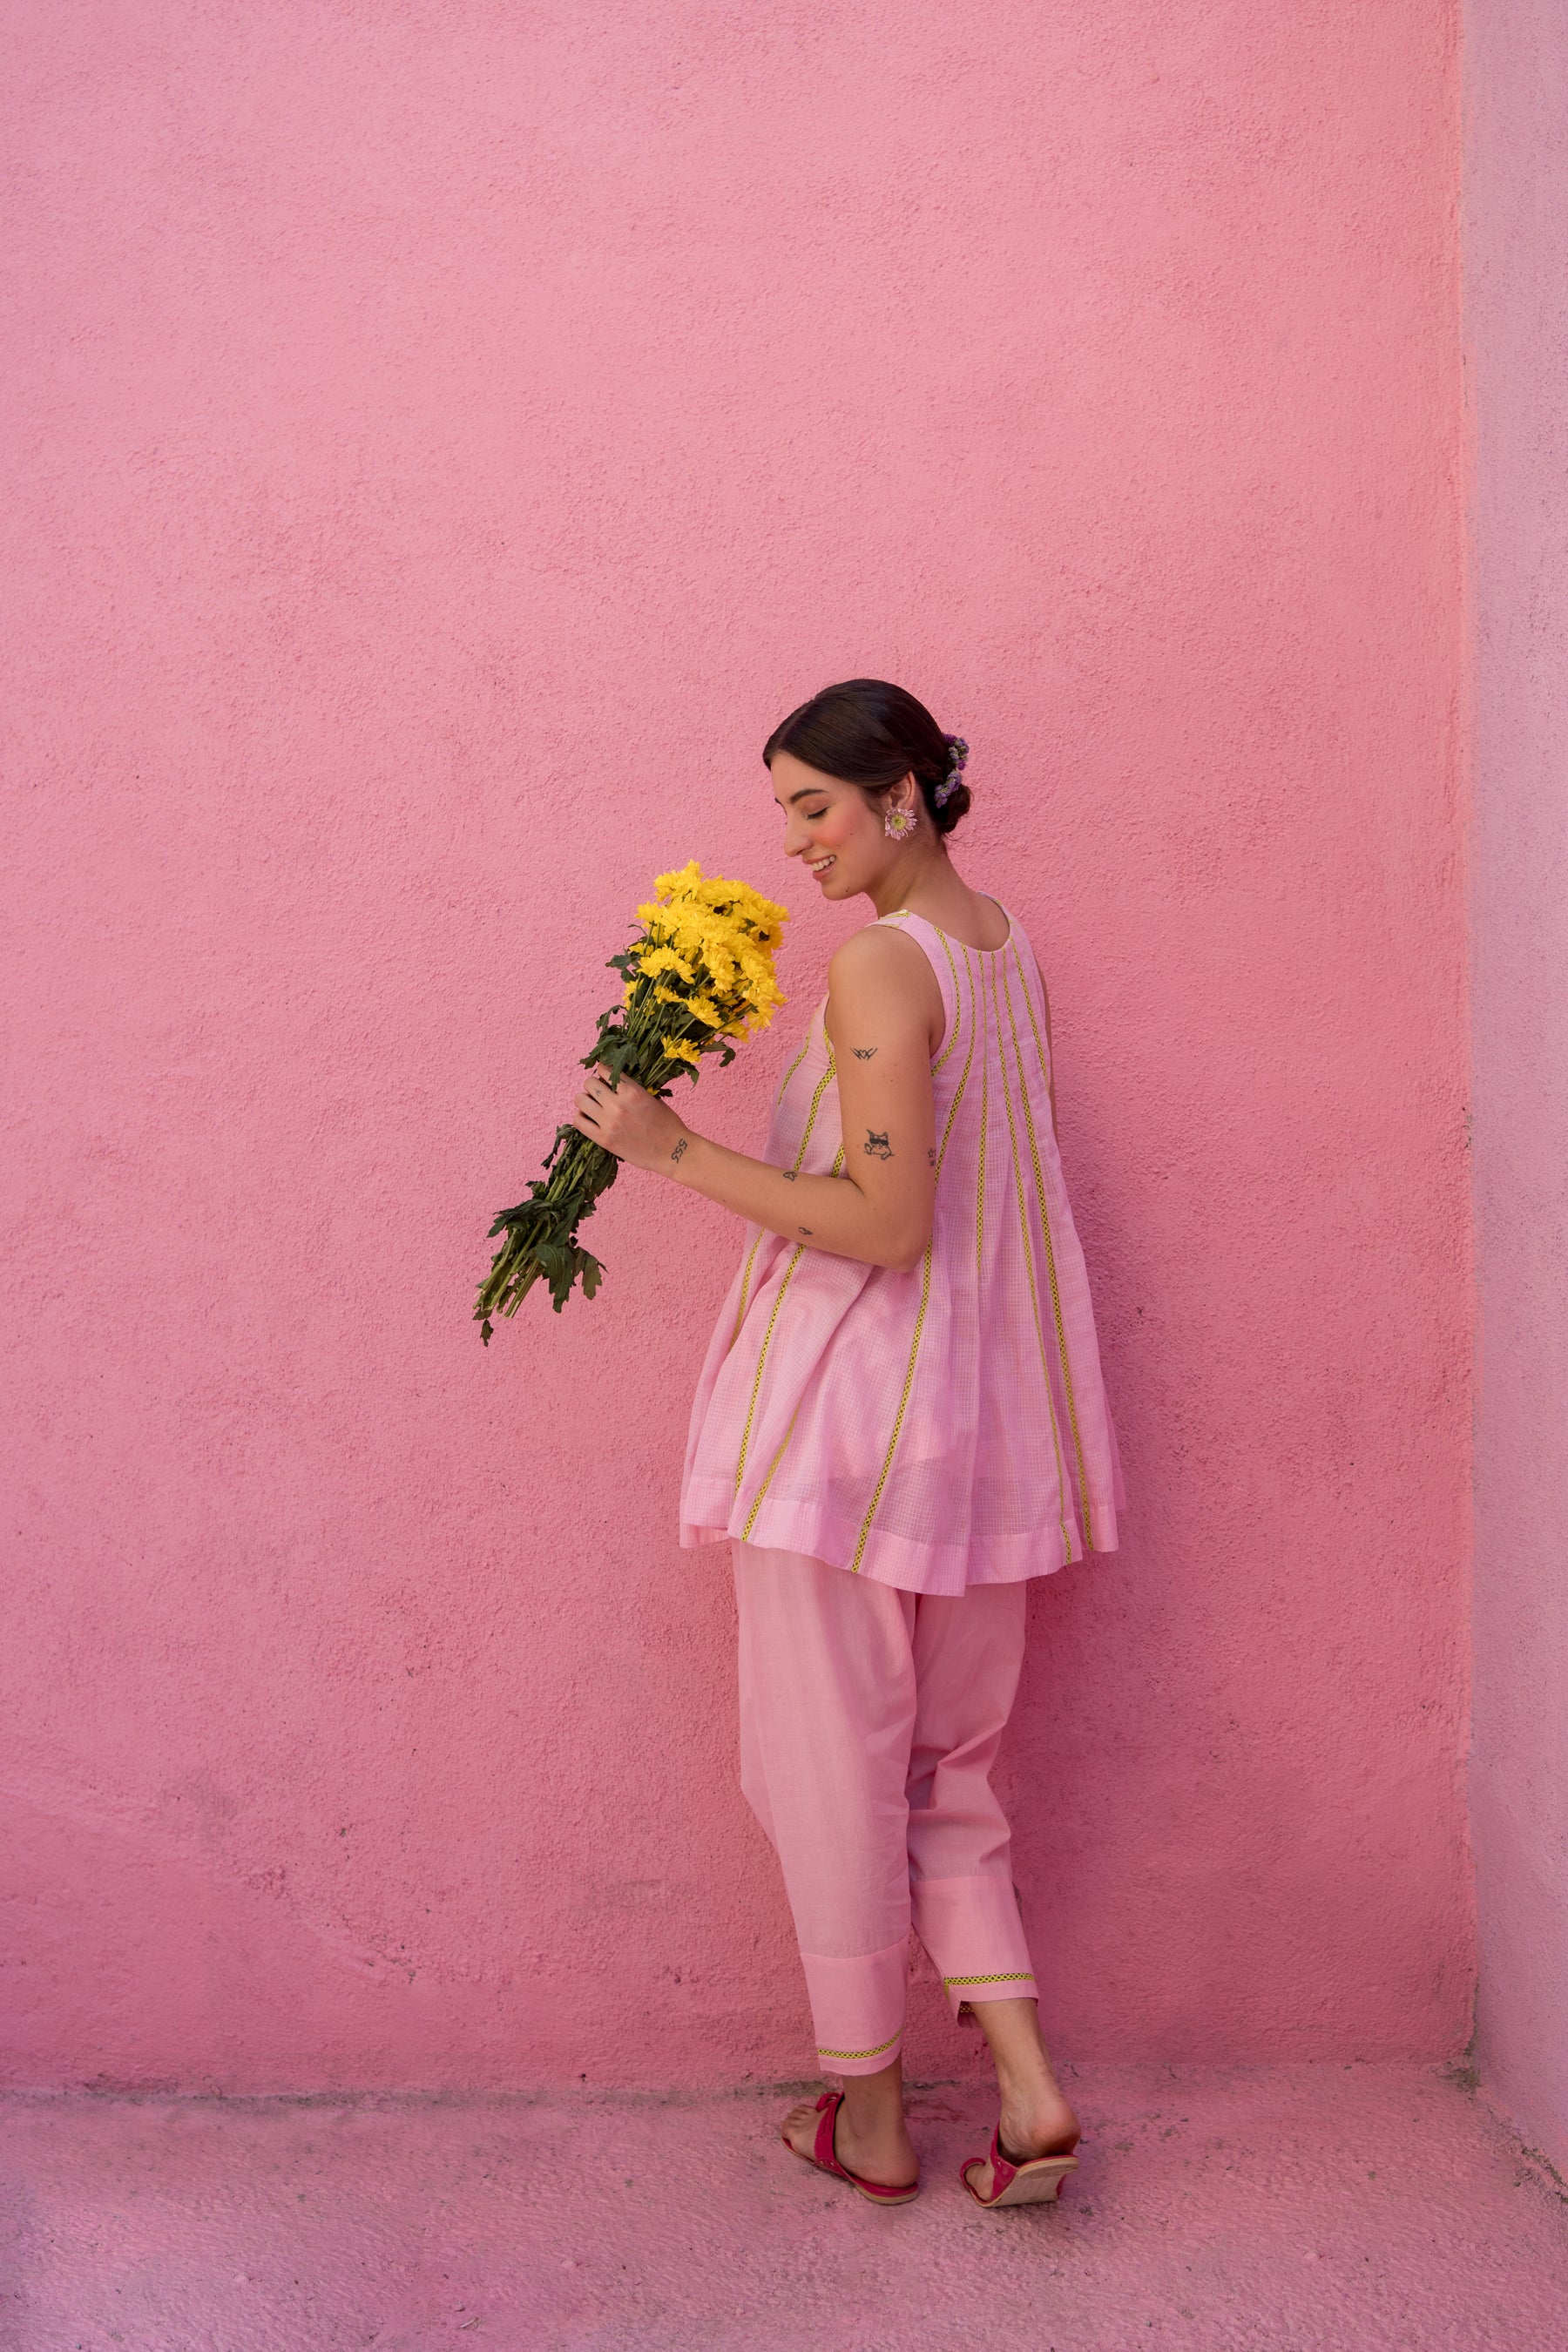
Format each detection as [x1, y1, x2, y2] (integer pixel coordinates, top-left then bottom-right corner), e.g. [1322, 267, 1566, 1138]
[940, 1970, 1037, 2022]
[816, 2027, 905, 2077]
[801, 1936, 909, 2075]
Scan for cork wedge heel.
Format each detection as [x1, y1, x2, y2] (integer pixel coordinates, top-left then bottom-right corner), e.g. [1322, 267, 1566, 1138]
[960, 2125, 1078, 2209]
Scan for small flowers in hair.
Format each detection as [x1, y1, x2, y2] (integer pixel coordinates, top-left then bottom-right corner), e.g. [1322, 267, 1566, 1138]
[934, 733, 970, 807]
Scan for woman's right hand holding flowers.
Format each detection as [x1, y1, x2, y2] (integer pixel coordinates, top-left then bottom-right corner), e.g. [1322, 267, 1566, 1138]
[567, 1063, 692, 1173]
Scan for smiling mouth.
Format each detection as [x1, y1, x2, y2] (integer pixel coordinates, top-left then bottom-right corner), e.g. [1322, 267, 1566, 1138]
[807, 855, 836, 877]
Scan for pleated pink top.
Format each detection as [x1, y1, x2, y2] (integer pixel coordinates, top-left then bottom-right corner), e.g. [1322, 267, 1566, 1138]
[678, 902, 1125, 1594]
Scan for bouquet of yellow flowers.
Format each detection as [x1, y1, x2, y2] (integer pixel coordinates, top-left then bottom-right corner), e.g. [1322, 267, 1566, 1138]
[475, 862, 790, 1341]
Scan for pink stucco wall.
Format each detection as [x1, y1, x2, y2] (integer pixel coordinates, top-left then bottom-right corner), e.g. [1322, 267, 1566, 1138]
[1464, 0, 1568, 2173]
[3, 3, 1470, 2092]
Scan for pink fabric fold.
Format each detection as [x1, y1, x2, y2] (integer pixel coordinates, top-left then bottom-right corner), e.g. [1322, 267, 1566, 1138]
[681, 905, 1125, 1592]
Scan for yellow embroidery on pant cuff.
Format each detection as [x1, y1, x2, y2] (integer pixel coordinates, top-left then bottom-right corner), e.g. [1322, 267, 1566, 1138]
[942, 1972, 1037, 1987]
[816, 2030, 902, 2060]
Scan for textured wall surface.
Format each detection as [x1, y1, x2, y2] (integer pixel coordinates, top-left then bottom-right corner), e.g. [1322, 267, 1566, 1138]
[1465, 0, 1568, 2172]
[3, 1, 1469, 2092]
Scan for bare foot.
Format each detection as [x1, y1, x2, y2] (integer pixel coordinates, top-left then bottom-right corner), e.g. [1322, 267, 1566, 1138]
[781, 2094, 920, 2191]
[997, 2084, 1080, 2165]
[963, 1995, 1082, 2201]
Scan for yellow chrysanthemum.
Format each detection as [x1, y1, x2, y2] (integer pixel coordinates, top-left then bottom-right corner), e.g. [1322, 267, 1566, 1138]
[639, 943, 693, 982]
[630, 863, 789, 1049]
[649, 861, 787, 941]
[661, 1035, 702, 1066]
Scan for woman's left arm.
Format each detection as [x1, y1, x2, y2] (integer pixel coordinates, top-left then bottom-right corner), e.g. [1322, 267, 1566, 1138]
[564, 926, 938, 1272]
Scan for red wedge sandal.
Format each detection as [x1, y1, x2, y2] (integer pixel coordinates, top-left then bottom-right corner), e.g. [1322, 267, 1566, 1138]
[960, 2124, 1078, 2209]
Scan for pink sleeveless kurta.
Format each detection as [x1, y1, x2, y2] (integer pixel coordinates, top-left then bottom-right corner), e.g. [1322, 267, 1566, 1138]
[678, 903, 1125, 1595]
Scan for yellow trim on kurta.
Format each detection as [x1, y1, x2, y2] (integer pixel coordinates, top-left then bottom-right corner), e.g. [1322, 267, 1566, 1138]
[927, 922, 964, 1072]
[740, 1401, 801, 1538]
[726, 1028, 817, 1349]
[990, 951, 1074, 1563]
[727, 1234, 766, 1353]
[940, 947, 981, 1171]
[727, 1041, 836, 1354]
[1002, 950, 1095, 1550]
[738, 1145, 847, 1535]
[795, 1051, 838, 1166]
[879, 909, 962, 1071]
[776, 1025, 816, 1109]
[971, 944, 989, 1281]
[729, 1067, 839, 1494]
[847, 1241, 933, 1571]
[733, 1248, 804, 1492]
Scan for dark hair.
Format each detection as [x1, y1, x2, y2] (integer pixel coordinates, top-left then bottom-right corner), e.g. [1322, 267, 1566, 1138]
[762, 678, 971, 836]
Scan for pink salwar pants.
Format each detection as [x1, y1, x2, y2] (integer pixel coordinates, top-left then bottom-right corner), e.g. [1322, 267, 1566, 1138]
[733, 1539, 1038, 2078]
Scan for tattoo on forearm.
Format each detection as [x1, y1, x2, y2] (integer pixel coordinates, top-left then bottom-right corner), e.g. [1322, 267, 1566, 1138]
[850, 1046, 878, 1059]
[863, 1130, 892, 1159]
[670, 1139, 688, 1163]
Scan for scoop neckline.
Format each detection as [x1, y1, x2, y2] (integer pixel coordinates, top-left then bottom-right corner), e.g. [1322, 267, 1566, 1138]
[884, 898, 1013, 956]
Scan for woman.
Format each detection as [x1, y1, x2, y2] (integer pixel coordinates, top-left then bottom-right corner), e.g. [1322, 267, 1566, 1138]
[567, 678, 1124, 2210]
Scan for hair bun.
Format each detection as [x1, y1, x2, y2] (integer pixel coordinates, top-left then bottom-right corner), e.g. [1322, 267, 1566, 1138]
[933, 734, 970, 807]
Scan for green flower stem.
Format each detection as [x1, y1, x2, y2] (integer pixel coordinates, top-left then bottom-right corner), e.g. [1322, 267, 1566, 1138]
[476, 969, 762, 1339]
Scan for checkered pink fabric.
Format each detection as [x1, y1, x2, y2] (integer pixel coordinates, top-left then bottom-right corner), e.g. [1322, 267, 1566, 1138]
[679, 904, 1125, 1594]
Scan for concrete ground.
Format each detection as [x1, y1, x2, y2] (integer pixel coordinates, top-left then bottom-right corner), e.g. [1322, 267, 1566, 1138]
[2, 2063, 1565, 2352]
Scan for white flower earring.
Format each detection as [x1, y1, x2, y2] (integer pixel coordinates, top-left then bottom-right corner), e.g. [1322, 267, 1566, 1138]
[883, 799, 917, 840]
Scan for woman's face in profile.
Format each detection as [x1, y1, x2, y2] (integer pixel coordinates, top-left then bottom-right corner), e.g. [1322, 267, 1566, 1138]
[770, 748, 910, 903]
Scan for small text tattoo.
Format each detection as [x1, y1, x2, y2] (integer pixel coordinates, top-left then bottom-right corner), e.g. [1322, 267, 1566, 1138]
[670, 1139, 688, 1163]
[863, 1129, 893, 1160]
[850, 1046, 878, 1059]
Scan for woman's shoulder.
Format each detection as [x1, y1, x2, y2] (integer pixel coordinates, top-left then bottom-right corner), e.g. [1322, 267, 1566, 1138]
[825, 917, 947, 1049]
[825, 915, 939, 987]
